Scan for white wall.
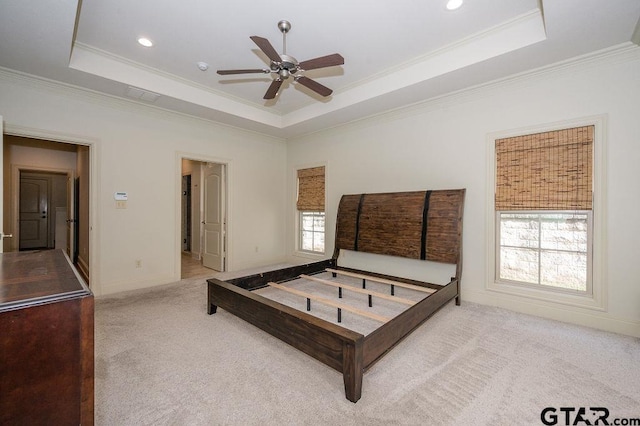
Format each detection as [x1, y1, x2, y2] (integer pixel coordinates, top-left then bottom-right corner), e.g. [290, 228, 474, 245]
[0, 71, 288, 296]
[286, 47, 640, 337]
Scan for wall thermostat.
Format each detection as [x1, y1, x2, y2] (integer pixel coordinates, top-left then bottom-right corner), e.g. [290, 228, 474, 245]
[114, 192, 128, 201]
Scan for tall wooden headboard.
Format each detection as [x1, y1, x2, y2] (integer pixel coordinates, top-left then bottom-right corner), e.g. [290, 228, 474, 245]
[333, 189, 466, 280]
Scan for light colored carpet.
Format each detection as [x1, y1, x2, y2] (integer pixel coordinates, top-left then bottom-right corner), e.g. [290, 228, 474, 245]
[95, 274, 640, 425]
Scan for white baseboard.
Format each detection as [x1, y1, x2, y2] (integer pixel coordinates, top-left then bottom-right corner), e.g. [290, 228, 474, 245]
[463, 288, 640, 338]
[96, 272, 180, 297]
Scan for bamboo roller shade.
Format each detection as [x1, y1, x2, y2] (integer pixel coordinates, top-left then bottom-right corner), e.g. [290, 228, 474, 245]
[495, 125, 593, 210]
[334, 189, 465, 264]
[297, 166, 325, 211]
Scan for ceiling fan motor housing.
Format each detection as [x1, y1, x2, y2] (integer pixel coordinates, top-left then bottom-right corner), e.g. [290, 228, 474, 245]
[277, 54, 299, 79]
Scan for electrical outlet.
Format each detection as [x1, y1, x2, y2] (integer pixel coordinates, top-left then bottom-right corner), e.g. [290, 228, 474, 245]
[116, 200, 127, 209]
[135, 259, 142, 268]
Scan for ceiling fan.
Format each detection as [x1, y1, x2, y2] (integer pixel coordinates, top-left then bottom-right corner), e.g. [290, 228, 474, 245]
[217, 20, 344, 101]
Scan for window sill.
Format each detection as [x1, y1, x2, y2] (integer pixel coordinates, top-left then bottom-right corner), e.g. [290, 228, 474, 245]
[487, 279, 606, 312]
[293, 250, 327, 261]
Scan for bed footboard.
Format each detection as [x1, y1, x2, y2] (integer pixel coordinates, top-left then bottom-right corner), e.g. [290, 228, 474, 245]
[208, 277, 365, 402]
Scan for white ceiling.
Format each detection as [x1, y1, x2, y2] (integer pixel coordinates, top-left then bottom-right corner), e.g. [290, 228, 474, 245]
[1, 0, 639, 138]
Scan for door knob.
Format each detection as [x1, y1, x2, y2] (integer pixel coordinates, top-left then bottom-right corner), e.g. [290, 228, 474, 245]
[0, 233, 13, 239]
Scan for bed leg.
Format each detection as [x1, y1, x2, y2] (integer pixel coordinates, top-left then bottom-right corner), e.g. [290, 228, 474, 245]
[343, 340, 363, 403]
[208, 303, 218, 314]
[453, 277, 461, 306]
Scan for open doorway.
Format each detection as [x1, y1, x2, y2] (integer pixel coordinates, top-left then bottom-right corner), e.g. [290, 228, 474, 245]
[180, 158, 227, 279]
[3, 135, 91, 284]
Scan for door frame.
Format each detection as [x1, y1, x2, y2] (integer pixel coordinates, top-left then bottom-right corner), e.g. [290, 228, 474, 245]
[181, 174, 192, 252]
[14, 167, 72, 251]
[3, 123, 99, 293]
[176, 152, 230, 279]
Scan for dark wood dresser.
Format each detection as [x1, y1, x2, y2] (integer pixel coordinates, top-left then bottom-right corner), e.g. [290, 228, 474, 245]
[0, 249, 94, 425]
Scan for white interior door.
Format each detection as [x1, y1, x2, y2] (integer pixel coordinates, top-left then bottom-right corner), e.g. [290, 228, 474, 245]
[202, 163, 225, 271]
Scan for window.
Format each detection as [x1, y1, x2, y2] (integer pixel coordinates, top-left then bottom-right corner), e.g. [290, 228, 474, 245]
[300, 211, 325, 253]
[494, 126, 594, 295]
[297, 166, 325, 254]
[497, 211, 591, 293]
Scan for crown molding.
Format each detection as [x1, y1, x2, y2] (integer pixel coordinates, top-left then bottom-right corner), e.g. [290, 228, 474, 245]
[2, 41, 637, 142]
[0, 66, 285, 142]
[72, 42, 269, 112]
[290, 42, 639, 140]
[283, 7, 547, 128]
[69, 42, 283, 128]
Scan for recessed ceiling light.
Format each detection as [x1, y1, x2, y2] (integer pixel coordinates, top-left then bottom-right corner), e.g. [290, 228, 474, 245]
[137, 37, 153, 47]
[446, 0, 463, 10]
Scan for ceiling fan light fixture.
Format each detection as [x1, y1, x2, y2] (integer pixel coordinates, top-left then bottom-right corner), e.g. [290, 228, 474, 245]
[137, 37, 153, 47]
[446, 0, 463, 11]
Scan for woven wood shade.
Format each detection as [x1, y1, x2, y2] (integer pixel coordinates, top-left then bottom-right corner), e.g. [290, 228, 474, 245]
[297, 166, 325, 211]
[495, 126, 593, 210]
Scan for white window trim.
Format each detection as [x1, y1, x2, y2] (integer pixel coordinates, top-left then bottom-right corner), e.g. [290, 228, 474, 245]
[485, 115, 607, 311]
[299, 211, 326, 254]
[293, 162, 328, 259]
[495, 210, 592, 296]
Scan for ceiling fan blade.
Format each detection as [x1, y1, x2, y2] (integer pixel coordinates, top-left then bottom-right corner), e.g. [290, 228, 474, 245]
[217, 69, 269, 75]
[264, 79, 283, 100]
[296, 76, 333, 97]
[298, 53, 344, 71]
[250, 36, 282, 63]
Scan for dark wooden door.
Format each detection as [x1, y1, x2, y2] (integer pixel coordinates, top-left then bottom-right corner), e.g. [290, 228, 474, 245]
[19, 176, 49, 250]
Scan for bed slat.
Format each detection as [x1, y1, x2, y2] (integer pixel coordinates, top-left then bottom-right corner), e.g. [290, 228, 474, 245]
[325, 268, 437, 294]
[299, 274, 416, 306]
[268, 282, 390, 323]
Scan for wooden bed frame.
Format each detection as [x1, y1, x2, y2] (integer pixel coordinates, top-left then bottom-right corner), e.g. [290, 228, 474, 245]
[207, 189, 465, 402]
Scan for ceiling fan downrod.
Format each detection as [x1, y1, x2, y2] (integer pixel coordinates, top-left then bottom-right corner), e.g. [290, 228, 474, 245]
[278, 20, 291, 55]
